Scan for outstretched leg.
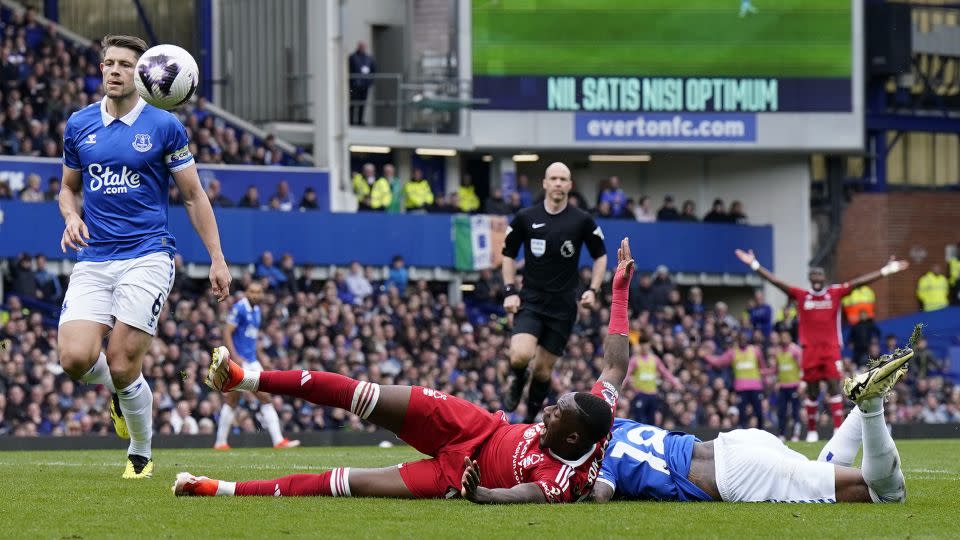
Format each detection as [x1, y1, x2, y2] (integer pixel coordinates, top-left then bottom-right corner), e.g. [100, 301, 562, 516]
[858, 397, 906, 502]
[817, 406, 862, 466]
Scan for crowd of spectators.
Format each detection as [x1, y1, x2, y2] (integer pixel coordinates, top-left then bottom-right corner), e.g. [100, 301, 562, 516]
[0, 6, 306, 197]
[350, 166, 751, 226]
[1, 250, 956, 438]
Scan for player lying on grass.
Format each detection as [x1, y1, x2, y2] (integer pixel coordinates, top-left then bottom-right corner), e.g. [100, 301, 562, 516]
[591, 339, 917, 504]
[174, 238, 637, 503]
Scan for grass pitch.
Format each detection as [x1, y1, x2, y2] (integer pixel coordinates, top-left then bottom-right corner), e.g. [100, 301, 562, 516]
[1, 440, 957, 539]
[472, 0, 852, 77]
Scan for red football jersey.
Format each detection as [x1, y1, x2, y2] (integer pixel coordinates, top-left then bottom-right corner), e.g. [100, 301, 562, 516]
[789, 283, 852, 351]
[475, 380, 619, 503]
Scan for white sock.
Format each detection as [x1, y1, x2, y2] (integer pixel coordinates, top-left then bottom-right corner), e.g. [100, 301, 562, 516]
[216, 481, 236, 496]
[80, 352, 116, 393]
[215, 404, 235, 446]
[233, 369, 261, 392]
[818, 406, 862, 466]
[116, 374, 153, 459]
[859, 397, 906, 502]
[260, 402, 284, 446]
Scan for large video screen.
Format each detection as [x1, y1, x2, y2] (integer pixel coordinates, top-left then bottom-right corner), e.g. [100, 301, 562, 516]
[470, 0, 860, 149]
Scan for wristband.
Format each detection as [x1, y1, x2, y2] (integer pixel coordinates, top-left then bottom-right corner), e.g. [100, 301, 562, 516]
[504, 284, 519, 298]
[750, 260, 760, 271]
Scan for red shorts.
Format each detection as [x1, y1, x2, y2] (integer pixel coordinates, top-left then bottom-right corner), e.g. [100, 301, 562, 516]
[396, 386, 506, 498]
[801, 346, 843, 382]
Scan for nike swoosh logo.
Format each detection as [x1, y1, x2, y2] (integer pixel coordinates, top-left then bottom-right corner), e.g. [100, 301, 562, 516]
[532, 223, 545, 229]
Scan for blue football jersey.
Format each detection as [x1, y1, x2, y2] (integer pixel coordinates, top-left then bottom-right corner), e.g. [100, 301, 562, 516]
[227, 297, 261, 363]
[597, 418, 713, 501]
[63, 98, 194, 262]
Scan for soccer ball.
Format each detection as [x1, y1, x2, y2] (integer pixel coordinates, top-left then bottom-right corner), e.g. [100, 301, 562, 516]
[134, 44, 199, 110]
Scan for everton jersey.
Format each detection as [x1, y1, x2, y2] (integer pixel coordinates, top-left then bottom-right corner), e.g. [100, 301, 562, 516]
[597, 418, 713, 501]
[63, 98, 194, 262]
[227, 297, 261, 364]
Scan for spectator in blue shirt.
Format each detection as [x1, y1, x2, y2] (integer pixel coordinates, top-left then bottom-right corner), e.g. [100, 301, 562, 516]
[386, 255, 408, 295]
[747, 289, 773, 337]
[34, 254, 62, 304]
[599, 175, 627, 217]
[255, 251, 288, 290]
[516, 174, 533, 208]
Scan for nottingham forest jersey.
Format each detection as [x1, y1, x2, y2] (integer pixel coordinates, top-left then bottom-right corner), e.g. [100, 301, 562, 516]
[63, 98, 194, 262]
[597, 418, 713, 501]
[476, 380, 619, 503]
[788, 284, 852, 351]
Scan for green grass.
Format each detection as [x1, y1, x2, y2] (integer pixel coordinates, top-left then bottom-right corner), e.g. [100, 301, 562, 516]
[0, 440, 958, 539]
[473, 0, 851, 77]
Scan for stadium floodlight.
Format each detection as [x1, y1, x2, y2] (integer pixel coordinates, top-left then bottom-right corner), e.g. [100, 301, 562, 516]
[512, 153, 540, 162]
[482, 155, 494, 162]
[415, 148, 458, 157]
[348, 145, 392, 154]
[588, 154, 652, 162]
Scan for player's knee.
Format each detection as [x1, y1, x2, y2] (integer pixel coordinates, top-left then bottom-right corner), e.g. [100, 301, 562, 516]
[59, 346, 96, 380]
[509, 344, 536, 366]
[105, 347, 140, 388]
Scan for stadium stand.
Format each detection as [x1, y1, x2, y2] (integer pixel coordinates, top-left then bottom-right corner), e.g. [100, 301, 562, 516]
[0, 5, 303, 170]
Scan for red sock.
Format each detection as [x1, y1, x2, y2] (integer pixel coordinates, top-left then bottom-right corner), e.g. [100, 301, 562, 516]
[235, 468, 351, 497]
[258, 370, 380, 418]
[804, 399, 819, 432]
[608, 262, 634, 336]
[828, 395, 844, 428]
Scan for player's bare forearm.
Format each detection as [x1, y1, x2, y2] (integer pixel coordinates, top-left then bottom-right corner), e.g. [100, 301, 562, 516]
[590, 255, 608, 291]
[183, 193, 226, 262]
[848, 269, 883, 289]
[466, 484, 547, 504]
[598, 332, 629, 390]
[755, 266, 791, 295]
[174, 168, 226, 263]
[849, 259, 909, 289]
[589, 482, 615, 503]
[58, 166, 82, 220]
[502, 256, 517, 286]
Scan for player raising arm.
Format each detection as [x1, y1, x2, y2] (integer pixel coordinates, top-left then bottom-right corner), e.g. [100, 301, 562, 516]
[57, 34, 230, 479]
[173, 238, 635, 504]
[734, 249, 908, 441]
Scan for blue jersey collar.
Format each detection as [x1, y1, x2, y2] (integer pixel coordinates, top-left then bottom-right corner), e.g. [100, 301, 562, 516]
[100, 97, 147, 127]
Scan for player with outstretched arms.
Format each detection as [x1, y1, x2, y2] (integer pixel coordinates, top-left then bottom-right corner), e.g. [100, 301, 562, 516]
[734, 249, 908, 442]
[173, 237, 636, 503]
[56, 34, 231, 479]
[591, 335, 915, 504]
[214, 281, 299, 450]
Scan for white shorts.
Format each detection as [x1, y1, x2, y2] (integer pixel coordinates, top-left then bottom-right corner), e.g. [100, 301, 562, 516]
[243, 360, 264, 372]
[59, 252, 175, 336]
[714, 429, 836, 503]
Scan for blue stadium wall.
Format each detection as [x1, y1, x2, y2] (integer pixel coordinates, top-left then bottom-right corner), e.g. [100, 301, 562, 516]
[0, 201, 773, 272]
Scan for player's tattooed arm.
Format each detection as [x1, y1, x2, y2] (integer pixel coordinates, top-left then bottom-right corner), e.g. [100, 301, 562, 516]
[588, 481, 614, 503]
[461, 458, 547, 504]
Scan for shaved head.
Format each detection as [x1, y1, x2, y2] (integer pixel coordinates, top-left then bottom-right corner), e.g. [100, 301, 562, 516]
[545, 162, 571, 180]
[542, 162, 573, 208]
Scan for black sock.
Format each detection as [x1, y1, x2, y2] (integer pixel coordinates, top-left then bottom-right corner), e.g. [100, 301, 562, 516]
[524, 378, 551, 423]
[511, 365, 528, 380]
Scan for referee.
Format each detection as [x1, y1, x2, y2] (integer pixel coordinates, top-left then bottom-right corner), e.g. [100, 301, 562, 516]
[501, 162, 608, 422]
